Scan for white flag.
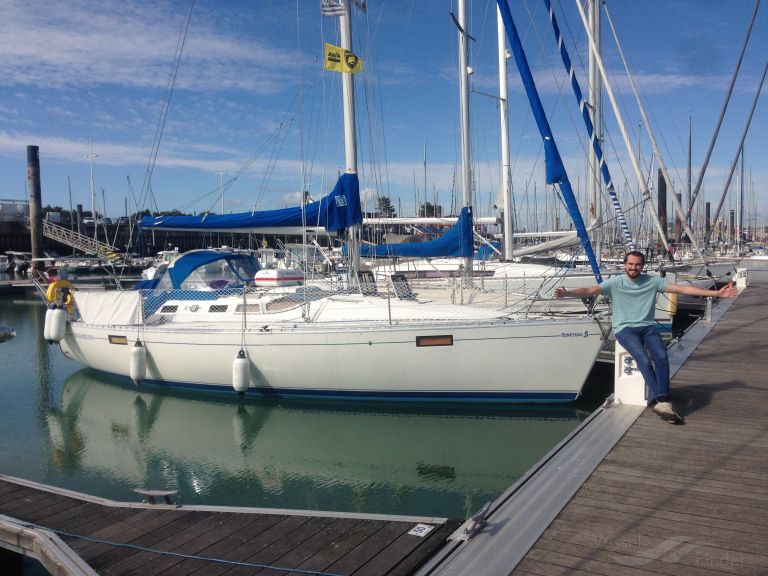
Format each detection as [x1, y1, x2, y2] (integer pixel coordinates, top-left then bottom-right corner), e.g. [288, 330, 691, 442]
[321, 0, 345, 16]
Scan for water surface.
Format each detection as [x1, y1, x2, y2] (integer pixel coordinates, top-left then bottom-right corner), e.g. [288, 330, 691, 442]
[0, 293, 605, 519]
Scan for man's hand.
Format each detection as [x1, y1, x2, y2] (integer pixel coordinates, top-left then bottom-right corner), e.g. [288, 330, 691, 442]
[554, 287, 568, 299]
[718, 282, 737, 299]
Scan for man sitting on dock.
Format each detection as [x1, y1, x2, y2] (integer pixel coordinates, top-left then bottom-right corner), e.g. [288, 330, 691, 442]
[555, 250, 738, 424]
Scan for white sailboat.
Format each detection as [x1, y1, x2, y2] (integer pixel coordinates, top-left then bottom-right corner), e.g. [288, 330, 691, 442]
[44, 0, 605, 403]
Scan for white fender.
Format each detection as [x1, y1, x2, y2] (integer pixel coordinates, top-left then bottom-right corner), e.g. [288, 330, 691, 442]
[130, 340, 147, 385]
[232, 349, 250, 393]
[43, 307, 54, 342]
[46, 308, 67, 343]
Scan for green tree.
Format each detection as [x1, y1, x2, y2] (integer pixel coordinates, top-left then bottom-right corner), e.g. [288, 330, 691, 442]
[376, 196, 396, 218]
[418, 202, 442, 218]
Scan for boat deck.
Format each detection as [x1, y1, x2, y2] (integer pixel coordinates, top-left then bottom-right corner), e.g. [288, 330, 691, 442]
[417, 267, 768, 575]
[0, 476, 457, 575]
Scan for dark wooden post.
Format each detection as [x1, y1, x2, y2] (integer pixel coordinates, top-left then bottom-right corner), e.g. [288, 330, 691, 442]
[27, 145, 44, 271]
[657, 168, 667, 251]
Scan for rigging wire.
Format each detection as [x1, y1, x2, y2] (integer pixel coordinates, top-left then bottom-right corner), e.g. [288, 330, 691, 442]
[688, 0, 762, 218]
[139, 0, 196, 215]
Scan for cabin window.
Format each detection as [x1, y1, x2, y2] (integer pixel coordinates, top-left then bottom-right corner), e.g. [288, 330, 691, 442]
[160, 305, 178, 313]
[235, 303, 261, 313]
[265, 297, 301, 313]
[209, 305, 228, 313]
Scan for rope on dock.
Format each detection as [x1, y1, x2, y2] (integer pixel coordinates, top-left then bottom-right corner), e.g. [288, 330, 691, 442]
[19, 519, 347, 576]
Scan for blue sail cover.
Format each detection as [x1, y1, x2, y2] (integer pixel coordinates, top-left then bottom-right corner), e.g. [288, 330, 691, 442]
[360, 207, 474, 259]
[139, 173, 362, 233]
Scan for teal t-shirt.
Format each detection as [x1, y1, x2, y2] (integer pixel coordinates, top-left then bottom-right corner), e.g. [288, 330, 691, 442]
[599, 273, 669, 334]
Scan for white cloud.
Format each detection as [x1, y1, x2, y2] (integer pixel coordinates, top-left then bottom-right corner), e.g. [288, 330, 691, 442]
[0, 0, 295, 93]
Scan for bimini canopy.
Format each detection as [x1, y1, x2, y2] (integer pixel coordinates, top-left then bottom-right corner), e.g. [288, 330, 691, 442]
[139, 173, 362, 235]
[360, 206, 474, 259]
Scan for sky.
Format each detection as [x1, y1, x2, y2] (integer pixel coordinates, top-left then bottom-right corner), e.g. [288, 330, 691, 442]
[0, 0, 765, 234]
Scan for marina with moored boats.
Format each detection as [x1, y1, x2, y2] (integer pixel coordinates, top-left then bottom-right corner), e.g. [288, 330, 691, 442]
[1, 0, 766, 573]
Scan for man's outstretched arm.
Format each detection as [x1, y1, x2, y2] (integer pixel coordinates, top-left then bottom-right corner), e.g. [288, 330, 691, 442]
[554, 285, 603, 299]
[666, 281, 737, 299]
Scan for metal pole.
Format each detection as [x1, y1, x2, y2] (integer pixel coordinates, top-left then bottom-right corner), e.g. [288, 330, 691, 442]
[458, 0, 473, 276]
[497, 8, 513, 260]
[339, 0, 359, 279]
[587, 0, 602, 264]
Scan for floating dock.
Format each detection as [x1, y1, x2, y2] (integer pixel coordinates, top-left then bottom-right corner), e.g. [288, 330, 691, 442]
[418, 268, 767, 575]
[0, 476, 457, 575]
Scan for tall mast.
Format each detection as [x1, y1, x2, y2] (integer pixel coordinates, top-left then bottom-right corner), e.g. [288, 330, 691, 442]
[458, 0, 473, 275]
[497, 8, 513, 260]
[587, 0, 602, 263]
[686, 116, 692, 232]
[339, 0, 359, 277]
[574, 0, 672, 258]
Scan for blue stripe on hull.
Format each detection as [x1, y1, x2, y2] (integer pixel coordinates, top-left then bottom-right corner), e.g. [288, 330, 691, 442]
[112, 373, 579, 404]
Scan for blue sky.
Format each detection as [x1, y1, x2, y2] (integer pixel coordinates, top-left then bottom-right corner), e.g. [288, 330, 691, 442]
[0, 0, 765, 232]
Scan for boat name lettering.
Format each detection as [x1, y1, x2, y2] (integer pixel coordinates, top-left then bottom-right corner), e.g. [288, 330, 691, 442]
[73, 332, 96, 341]
[560, 331, 590, 338]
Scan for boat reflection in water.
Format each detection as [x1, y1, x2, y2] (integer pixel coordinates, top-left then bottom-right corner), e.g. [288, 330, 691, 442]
[46, 369, 591, 519]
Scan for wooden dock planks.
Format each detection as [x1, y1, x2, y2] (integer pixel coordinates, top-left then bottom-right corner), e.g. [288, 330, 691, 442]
[509, 275, 768, 576]
[0, 477, 458, 575]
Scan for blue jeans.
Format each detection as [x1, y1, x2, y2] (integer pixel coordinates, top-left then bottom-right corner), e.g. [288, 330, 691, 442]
[615, 325, 669, 403]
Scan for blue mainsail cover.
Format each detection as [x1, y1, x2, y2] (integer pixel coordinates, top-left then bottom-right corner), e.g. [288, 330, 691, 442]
[360, 207, 474, 259]
[139, 173, 362, 233]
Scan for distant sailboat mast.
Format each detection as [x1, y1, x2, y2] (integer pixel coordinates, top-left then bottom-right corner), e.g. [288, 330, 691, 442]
[602, 2, 708, 266]
[574, 0, 672, 259]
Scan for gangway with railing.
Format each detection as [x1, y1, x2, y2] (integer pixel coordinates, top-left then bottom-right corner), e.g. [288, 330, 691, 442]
[28, 219, 119, 260]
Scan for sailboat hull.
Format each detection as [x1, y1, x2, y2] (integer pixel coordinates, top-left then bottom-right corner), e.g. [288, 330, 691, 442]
[59, 315, 603, 402]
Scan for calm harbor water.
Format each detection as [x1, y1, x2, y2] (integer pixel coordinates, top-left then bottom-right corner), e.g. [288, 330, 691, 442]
[0, 288, 609, 521]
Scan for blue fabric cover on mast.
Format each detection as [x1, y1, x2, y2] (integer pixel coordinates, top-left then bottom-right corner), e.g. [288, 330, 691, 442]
[139, 173, 362, 233]
[496, 0, 602, 282]
[360, 206, 474, 258]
